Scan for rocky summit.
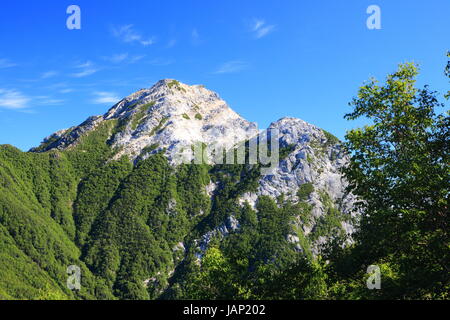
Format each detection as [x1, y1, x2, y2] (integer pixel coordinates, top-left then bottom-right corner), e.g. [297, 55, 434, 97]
[33, 79, 259, 163]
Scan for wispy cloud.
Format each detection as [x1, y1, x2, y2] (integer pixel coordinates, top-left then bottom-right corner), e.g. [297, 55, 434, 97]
[71, 61, 98, 78]
[103, 53, 145, 64]
[35, 95, 65, 106]
[0, 58, 17, 69]
[112, 25, 155, 46]
[166, 39, 177, 48]
[0, 89, 30, 110]
[127, 55, 145, 64]
[42, 99, 64, 105]
[92, 91, 120, 104]
[214, 60, 248, 74]
[41, 70, 58, 79]
[72, 69, 97, 78]
[76, 61, 93, 69]
[251, 19, 276, 39]
[105, 53, 128, 63]
[191, 28, 201, 45]
[45, 82, 74, 94]
[148, 58, 175, 66]
[59, 88, 74, 94]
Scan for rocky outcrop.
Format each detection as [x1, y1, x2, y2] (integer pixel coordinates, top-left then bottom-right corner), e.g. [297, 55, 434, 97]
[33, 79, 258, 163]
[239, 117, 355, 214]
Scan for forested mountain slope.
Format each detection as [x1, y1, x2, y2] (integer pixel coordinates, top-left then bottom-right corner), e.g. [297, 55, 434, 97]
[0, 80, 354, 299]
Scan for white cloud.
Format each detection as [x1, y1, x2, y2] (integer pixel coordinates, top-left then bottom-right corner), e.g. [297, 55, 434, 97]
[43, 99, 64, 105]
[129, 55, 145, 64]
[253, 19, 265, 31]
[104, 53, 145, 64]
[214, 60, 248, 74]
[0, 58, 17, 69]
[0, 89, 30, 110]
[36, 96, 65, 105]
[72, 69, 98, 78]
[112, 25, 155, 46]
[251, 19, 276, 39]
[76, 61, 93, 68]
[71, 61, 98, 78]
[41, 71, 58, 79]
[59, 88, 74, 94]
[45, 82, 73, 93]
[92, 91, 120, 104]
[107, 53, 129, 63]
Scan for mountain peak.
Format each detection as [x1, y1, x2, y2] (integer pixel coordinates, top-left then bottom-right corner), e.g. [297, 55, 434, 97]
[30, 80, 341, 171]
[103, 79, 218, 120]
[32, 80, 258, 161]
[106, 79, 257, 161]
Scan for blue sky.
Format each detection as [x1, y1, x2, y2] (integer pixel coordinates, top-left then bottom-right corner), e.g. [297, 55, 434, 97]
[0, 0, 449, 151]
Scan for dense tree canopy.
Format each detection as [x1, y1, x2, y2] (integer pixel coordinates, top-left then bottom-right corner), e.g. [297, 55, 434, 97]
[332, 59, 449, 299]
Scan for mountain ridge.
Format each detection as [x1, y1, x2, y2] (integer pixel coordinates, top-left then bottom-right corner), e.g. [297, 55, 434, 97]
[31, 79, 258, 161]
[30, 78, 356, 254]
[0, 79, 356, 299]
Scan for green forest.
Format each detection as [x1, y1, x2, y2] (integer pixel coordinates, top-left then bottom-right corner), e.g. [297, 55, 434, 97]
[0, 57, 448, 300]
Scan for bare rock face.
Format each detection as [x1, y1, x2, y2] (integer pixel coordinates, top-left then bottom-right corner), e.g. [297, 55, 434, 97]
[32, 79, 259, 161]
[239, 117, 354, 214]
[237, 117, 357, 253]
[107, 80, 260, 161]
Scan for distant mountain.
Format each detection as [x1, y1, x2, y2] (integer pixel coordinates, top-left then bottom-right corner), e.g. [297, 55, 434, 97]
[0, 80, 356, 299]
